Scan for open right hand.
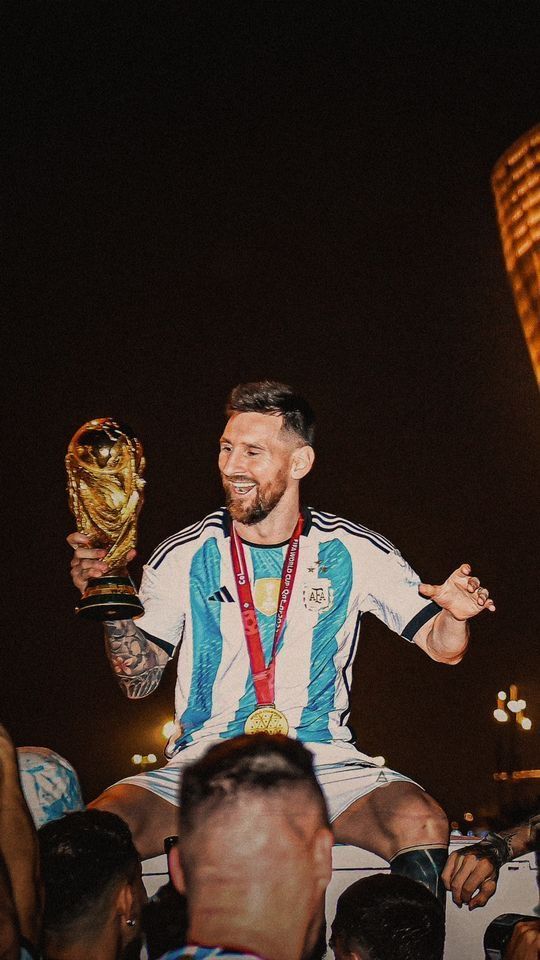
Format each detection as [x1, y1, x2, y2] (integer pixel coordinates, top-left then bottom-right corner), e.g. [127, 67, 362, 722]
[67, 532, 136, 594]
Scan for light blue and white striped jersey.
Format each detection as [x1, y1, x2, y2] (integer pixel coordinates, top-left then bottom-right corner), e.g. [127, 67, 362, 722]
[158, 948, 264, 960]
[138, 508, 439, 756]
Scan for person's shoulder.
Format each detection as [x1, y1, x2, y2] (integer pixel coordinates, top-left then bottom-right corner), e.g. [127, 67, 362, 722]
[307, 507, 396, 555]
[146, 509, 227, 569]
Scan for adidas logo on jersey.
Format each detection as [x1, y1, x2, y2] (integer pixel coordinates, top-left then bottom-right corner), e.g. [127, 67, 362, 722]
[208, 586, 235, 603]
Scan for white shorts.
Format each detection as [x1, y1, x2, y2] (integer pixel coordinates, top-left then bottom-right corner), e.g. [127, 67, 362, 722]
[115, 739, 421, 822]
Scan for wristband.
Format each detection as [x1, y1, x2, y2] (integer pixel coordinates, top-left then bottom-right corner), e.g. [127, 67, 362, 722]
[455, 832, 513, 872]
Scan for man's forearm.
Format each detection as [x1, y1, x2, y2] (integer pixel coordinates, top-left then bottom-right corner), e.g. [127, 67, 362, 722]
[425, 609, 469, 663]
[501, 815, 540, 859]
[104, 620, 169, 698]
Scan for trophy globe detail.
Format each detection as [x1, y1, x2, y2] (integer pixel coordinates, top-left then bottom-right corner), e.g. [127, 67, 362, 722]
[66, 419, 146, 620]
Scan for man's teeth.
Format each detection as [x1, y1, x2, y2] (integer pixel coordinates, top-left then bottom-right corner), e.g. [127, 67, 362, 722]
[232, 482, 256, 493]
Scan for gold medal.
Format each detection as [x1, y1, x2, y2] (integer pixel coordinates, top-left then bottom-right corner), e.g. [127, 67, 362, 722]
[244, 705, 289, 736]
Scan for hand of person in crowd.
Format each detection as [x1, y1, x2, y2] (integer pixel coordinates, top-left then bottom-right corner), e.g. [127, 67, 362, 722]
[0, 723, 42, 952]
[505, 920, 540, 960]
[419, 563, 495, 620]
[67, 532, 136, 594]
[442, 845, 498, 909]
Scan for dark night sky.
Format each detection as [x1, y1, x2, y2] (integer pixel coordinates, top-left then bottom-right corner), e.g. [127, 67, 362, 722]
[4, 2, 539, 824]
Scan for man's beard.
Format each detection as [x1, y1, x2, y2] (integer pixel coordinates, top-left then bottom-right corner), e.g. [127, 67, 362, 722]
[223, 474, 288, 525]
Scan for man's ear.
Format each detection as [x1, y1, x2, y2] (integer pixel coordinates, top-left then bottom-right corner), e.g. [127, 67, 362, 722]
[115, 881, 133, 920]
[290, 445, 315, 480]
[312, 826, 333, 895]
[169, 842, 186, 895]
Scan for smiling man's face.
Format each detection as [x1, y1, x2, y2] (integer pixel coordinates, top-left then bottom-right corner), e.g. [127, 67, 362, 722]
[218, 411, 299, 525]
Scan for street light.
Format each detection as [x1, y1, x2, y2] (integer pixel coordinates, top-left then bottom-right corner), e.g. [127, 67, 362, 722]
[131, 753, 158, 770]
[162, 720, 176, 739]
[494, 685, 531, 730]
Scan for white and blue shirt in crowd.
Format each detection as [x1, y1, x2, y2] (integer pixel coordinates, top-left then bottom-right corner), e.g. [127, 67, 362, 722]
[138, 508, 440, 757]
[158, 948, 264, 960]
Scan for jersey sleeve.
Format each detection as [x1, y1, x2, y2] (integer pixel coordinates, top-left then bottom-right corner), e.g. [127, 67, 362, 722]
[362, 546, 441, 642]
[136, 556, 186, 657]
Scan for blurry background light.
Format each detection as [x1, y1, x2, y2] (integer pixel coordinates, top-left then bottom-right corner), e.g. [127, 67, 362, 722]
[162, 720, 176, 739]
[493, 708, 509, 722]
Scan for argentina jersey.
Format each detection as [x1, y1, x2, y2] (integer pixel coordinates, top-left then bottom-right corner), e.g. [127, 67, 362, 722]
[137, 508, 440, 756]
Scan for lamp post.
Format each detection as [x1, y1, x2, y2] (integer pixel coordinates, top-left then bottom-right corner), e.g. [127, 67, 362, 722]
[493, 683, 532, 782]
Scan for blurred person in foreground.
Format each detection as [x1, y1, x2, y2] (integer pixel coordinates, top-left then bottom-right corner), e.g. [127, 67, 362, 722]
[38, 809, 146, 960]
[504, 919, 540, 959]
[16, 747, 84, 830]
[443, 811, 540, 910]
[0, 723, 41, 960]
[162, 733, 333, 960]
[329, 872, 444, 960]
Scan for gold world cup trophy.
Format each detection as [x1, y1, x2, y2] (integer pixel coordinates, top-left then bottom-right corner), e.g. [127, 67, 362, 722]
[66, 419, 146, 620]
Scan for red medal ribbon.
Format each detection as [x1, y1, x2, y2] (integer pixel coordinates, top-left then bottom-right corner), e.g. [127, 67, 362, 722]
[230, 514, 304, 706]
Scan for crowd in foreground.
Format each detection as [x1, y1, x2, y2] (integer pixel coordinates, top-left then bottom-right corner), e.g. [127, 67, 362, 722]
[0, 723, 538, 960]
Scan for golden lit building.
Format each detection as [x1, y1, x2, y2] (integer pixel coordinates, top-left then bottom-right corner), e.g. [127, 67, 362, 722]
[492, 124, 540, 386]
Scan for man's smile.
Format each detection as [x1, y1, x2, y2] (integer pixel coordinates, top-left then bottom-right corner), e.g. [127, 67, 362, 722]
[225, 479, 257, 496]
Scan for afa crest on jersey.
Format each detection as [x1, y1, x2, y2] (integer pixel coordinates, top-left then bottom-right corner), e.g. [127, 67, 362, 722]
[302, 578, 334, 613]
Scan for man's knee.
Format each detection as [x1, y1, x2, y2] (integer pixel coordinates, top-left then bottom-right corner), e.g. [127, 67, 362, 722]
[391, 790, 449, 845]
[88, 786, 146, 843]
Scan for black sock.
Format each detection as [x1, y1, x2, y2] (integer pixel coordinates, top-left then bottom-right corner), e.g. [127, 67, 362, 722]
[390, 844, 448, 908]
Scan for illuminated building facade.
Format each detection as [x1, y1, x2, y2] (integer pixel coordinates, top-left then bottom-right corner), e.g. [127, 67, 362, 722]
[492, 124, 540, 386]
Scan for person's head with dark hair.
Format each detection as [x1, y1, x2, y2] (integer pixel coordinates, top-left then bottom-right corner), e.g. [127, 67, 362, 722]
[169, 734, 333, 960]
[226, 381, 315, 447]
[330, 873, 445, 960]
[38, 809, 146, 960]
[220, 381, 316, 528]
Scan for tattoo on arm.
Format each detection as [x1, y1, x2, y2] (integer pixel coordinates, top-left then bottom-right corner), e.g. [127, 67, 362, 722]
[501, 815, 540, 858]
[104, 620, 169, 699]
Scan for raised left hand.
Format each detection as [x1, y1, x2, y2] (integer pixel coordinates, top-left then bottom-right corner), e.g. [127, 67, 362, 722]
[419, 564, 495, 621]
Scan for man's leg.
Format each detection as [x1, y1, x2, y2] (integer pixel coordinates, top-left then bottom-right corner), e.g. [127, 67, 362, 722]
[332, 781, 449, 904]
[89, 784, 179, 859]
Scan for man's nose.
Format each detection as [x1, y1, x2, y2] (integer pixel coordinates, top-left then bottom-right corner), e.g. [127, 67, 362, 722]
[223, 449, 248, 475]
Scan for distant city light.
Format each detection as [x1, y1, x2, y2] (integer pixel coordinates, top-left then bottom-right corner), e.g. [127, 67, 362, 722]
[521, 717, 532, 731]
[132, 753, 158, 766]
[494, 708, 509, 723]
[464, 812, 474, 822]
[498, 691, 507, 701]
[162, 720, 176, 739]
[492, 124, 540, 386]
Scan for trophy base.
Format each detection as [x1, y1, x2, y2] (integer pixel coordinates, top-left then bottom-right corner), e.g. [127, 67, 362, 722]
[76, 576, 144, 621]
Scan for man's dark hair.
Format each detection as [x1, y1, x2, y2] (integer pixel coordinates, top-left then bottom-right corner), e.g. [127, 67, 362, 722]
[331, 874, 445, 960]
[38, 809, 140, 938]
[226, 381, 315, 446]
[180, 734, 329, 834]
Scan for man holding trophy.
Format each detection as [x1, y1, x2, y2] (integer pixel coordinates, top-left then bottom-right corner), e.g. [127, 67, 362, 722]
[67, 381, 495, 905]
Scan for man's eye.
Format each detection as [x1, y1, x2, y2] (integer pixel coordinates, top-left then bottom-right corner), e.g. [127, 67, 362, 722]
[247, 449, 260, 456]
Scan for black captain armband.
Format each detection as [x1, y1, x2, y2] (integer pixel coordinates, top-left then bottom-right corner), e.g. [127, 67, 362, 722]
[456, 832, 514, 872]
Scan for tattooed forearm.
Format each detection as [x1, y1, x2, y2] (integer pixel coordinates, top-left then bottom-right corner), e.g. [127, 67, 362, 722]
[500, 815, 540, 858]
[104, 620, 169, 699]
